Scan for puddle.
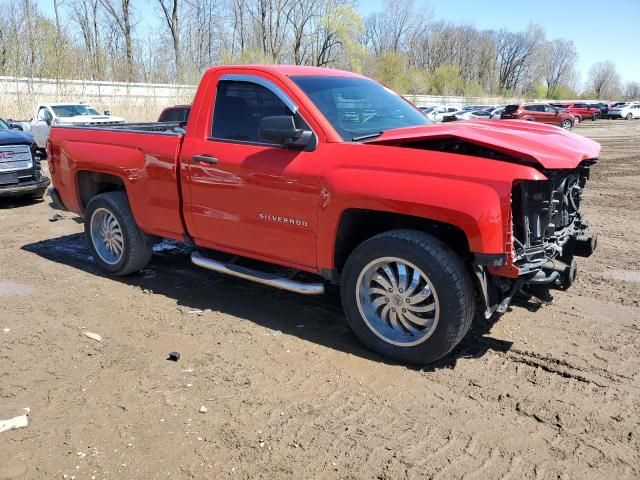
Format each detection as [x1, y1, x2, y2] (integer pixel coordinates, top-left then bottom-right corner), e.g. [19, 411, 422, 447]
[0, 280, 34, 297]
[600, 270, 640, 283]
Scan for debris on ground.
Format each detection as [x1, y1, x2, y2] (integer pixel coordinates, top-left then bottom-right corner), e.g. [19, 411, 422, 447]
[0, 408, 30, 433]
[49, 213, 64, 222]
[199, 405, 208, 413]
[83, 331, 103, 343]
[167, 351, 180, 361]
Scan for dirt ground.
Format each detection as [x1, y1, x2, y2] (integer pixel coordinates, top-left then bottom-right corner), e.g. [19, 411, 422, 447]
[1, 120, 639, 480]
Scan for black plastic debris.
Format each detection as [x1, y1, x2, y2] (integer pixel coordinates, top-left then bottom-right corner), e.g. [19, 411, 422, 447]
[167, 351, 180, 362]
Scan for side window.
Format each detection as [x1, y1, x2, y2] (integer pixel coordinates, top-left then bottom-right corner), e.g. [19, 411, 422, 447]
[524, 105, 535, 111]
[544, 105, 556, 113]
[211, 80, 306, 144]
[38, 107, 52, 122]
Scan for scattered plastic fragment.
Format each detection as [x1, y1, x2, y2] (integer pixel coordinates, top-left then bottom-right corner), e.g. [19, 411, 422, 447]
[199, 405, 208, 413]
[0, 408, 30, 433]
[168, 351, 180, 361]
[83, 331, 103, 343]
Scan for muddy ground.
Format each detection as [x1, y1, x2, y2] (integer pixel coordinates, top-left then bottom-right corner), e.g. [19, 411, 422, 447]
[1, 120, 639, 479]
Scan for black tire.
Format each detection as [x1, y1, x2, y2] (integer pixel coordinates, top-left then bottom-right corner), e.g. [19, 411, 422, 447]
[561, 119, 573, 129]
[340, 230, 475, 365]
[592, 113, 600, 121]
[626, 113, 633, 120]
[84, 191, 153, 276]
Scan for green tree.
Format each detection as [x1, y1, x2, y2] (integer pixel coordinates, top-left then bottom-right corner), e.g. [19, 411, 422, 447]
[429, 65, 464, 95]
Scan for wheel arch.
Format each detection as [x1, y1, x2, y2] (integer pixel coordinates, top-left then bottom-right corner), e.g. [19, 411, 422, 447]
[76, 170, 127, 212]
[332, 209, 472, 275]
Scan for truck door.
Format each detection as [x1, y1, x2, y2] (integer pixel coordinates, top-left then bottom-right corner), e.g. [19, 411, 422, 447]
[31, 107, 52, 149]
[181, 75, 321, 269]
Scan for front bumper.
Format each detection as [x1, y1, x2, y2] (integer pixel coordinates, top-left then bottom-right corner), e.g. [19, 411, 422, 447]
[0, 176, 50, 198]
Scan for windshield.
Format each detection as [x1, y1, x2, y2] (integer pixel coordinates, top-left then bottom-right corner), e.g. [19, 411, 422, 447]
[0, 118, 8, 130]
[291, 76, 430, 140]
[51, 105, 101, 117]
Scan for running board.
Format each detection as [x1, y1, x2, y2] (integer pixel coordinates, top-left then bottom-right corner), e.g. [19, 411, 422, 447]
[191, 252, 325, 295]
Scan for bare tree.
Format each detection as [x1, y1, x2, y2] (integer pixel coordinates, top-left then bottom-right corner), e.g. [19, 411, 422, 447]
[623, 81, 640, 100]
[157, 0, 181, 80]
[98, 0, 134, 81]
[365, 0, 419, 55]
[69, 0, 103, 79]
[588, 60, 621, 99]
[495, 25, 543, 94]
[542, 38, 577, 98]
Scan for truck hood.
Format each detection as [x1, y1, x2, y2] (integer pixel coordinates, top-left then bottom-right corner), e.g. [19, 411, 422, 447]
[58, 115, 125, 124]
[0, 129, 33, 146]
[363, 120, 600, 169]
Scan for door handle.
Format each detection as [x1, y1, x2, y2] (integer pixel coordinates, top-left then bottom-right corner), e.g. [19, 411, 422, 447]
[193, 155, 218, 165]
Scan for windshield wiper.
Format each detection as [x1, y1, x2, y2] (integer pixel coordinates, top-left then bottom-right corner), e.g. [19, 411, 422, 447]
[352, 131, 384, 142]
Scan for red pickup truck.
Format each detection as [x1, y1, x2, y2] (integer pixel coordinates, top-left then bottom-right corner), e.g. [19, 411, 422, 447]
[47, 65, 599, 364]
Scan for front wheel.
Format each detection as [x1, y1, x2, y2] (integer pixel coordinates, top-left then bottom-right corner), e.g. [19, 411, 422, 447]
[626, 113, 633, 120]
[561, 119, 573, 129]
[340, 230, 475, 365]
[84, 192, 153, 276]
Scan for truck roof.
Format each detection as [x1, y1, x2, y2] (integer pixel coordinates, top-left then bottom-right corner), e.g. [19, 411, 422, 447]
[207, 64, 365, 79]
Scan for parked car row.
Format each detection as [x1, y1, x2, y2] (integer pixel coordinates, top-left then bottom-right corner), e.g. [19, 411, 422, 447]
[419, 100, 639, 129]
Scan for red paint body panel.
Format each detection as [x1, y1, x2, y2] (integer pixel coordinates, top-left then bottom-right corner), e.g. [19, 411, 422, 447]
[363, 120, 600, 169]
[49, 128, 185, 240]
[48, 65, 601, 278]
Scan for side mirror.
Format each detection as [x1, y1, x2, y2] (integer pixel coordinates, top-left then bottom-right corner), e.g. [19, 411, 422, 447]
[10, 124, 23, 131]
[104, 110, 110, 116]
[45, 117, 52, 126]
[259, 115, 312, 149]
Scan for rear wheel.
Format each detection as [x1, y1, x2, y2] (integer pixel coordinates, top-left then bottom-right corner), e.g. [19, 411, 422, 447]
[561, 119, 573, 129]
[592, 113, 600, 121]
[626, 113, 633, 120]
[84, 192, 153, 276]
[340, 230, 475, 365]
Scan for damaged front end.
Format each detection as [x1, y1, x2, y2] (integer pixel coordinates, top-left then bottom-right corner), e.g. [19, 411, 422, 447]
[478, 159, 597, 316]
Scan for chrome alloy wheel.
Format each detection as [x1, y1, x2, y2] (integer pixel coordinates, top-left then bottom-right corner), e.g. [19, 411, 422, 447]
[90, 207, 124, 265]
[356, 257, 440, 347]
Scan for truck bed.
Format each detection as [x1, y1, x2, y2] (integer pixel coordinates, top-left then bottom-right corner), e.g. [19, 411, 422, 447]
[48, 124, 187, 240]
[57, 121, 185, 135]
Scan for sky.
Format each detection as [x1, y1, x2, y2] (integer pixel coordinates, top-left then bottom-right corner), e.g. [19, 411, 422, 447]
[36, 0, 640, 86]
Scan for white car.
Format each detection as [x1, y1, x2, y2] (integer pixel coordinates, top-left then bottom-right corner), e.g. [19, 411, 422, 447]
[25, 103, 125, 148]
[489, 107, 505, 119]
[421, 105, 461, 122]
[450, 110, 493, 121]
[608, 103, 640, 120]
